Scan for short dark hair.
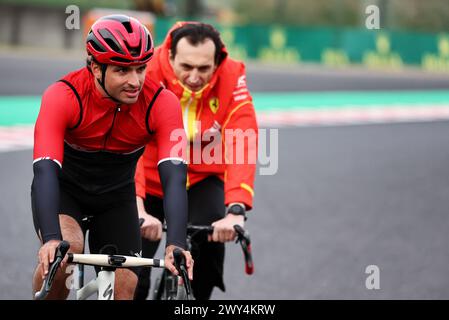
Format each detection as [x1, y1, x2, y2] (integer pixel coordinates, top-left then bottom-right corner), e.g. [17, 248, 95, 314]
[170, 23, 226, 65]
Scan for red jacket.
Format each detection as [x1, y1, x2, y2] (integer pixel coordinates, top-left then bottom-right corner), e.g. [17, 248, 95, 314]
[135, 22, 258, 209]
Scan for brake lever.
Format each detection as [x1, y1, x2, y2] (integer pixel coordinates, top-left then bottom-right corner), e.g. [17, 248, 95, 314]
[34, 240, 70, 300]
[233, 224, 251, 244]
[233, 225, 254, 275]
[173, 248, 192, 297]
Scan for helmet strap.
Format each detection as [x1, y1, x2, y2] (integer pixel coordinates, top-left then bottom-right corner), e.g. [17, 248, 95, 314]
[97, 64, 121, 103]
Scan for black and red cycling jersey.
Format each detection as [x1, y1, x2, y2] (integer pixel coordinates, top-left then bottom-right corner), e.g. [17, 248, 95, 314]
[34, 67, 184, 166]
[32, 67, 188, 247]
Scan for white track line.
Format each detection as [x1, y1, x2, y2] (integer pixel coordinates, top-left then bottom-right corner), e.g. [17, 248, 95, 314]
[2, 104, 449, 153]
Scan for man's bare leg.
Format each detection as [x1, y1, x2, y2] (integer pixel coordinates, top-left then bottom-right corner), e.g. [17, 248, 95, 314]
[114, 269, 138, 300]
[32, 214, 84, 300]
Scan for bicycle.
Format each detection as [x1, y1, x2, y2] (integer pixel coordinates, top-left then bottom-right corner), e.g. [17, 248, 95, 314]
[34, 240, 169, 300]
[151, 224, 254, 300]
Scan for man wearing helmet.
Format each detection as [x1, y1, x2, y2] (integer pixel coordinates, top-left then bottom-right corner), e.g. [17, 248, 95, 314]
[31, 15, 193, 300]
[134, 22, 258, 300]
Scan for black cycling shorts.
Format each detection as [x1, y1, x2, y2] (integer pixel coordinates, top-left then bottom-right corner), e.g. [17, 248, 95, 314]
[32, 180, 142, 276]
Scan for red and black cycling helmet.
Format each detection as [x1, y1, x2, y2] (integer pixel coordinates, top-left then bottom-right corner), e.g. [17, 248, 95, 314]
[86, 14, 154, 66]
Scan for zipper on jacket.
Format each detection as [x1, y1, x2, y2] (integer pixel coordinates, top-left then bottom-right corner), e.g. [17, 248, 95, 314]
[103, 106, 120, 150]
[184, 96, 193, 139]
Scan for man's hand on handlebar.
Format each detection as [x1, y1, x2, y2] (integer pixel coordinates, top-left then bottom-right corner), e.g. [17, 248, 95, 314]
[139, 213, 163, 241]
[210, 214, 244, 242]
[137, 196, 163, 241]
[164, 245, 194, 281]
[38, 239, 69, 279]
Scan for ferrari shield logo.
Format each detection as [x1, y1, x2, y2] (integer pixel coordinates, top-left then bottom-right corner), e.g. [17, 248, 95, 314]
[209, 98, 219, 114]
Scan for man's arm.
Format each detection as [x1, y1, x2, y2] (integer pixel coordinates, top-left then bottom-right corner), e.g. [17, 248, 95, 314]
[149, 89, 193, 279]
[150, 89, 188, 248]
[211, 63, 258, 242]
[33, 82, 77, 243]
[158, 159, 188, 249]
[222, 100, 258, 210]
[32, 82, 77, 277]
[32, 160, 62, 242]
[210, 100, 258, 242]
[224, 62, 258, 211]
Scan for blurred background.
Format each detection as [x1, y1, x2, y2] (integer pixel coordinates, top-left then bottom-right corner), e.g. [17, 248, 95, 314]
[2, 0, 449, 70]
[1, 0, 449, 300]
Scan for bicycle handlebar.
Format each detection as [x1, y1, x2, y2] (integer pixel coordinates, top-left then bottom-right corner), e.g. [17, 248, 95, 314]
[34, 240, 70, 300]
[160, 224, 254, 275]
[34, 240, 165, 300]
[67, 253, 165, 268]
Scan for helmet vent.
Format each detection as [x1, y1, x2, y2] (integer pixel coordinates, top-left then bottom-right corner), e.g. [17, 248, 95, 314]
[90, 40, 105, 52]
[129, 47, 141, 57]
[105, 38, 121, 53]
[146, 35, 152, 51]
[142, 52, 153, 61]
[110, 57, 132, 63]
[123, 21, 133, 33]
[99, 29, 124, 55]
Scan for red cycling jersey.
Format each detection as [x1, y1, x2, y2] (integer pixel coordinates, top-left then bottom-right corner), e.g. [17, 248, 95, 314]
[32, 66, 187, 244]
[33, 67, 185, 166]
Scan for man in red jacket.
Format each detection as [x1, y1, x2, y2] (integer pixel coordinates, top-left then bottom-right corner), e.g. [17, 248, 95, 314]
[135, 22, 258, 300]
